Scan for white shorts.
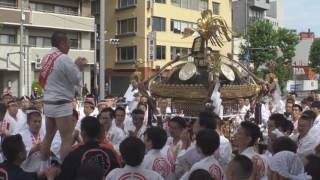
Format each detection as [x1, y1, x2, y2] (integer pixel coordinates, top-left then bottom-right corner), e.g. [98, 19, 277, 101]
[44, 103, 73, 118]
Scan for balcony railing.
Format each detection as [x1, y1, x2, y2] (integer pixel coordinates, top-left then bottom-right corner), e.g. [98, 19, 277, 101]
[248, 0, 270, 10]
[31, 9, 79, 16]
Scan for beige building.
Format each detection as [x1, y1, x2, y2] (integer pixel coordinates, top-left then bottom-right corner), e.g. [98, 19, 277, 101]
[0, 0, 95, 97]
[105, 0, 232, 95]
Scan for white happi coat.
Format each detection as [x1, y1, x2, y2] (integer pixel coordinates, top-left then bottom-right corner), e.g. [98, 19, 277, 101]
[1, 110, 27, 135]
[105, 125, 125, 150]
[125, 125, 146, 140]
[180, 156, 224, 180]
[175, 143, 202, 179]
[75, 110, 98, 132]
[17, 110, 27, 126]
[236, 105, 250, 123]
[21, 129, 45, 172]
[165, 137, 183, 155]
[215, 135, 232, 170]
[105, 165, 164, 180]
[296, 131, 319, 158]
[161, 137, 183, 172]
[42, 48, 82, 118]
[142, 149, 172, 179]
[261, 103, 271, 125]
[313, 114, 320, 128]
[112, 115, 133, 137]
[240, 147, 268, 180]
[136, 126, 146, 140]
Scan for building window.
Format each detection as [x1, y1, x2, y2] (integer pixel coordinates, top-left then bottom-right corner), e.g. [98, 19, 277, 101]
[171, 20, 181, 33]
[250, 9, 264, 18]
[29, 36, 52, 47]
[0, 0, 16, 8]
[69, 39, 79, 49]
[171, 46, 191, 60]
[91, 0, 100, 15]
[156, 46, 166, 60]
[199, 0, 208, 10]
[0, 34, 16, 44]
[171, 0, 208, 11]
[171, 0, 180, 6]
[155, 0, 166, 3]
[152, 17, 166, 32]
[54, 5, 78, 16]
[118, 0, 136, 9]
[181, 0, 188, 8]
[30, 2, 53, 12]
[170, 19, 196, 34]
[117, 18, 137, 35]
[117, 46, 137, 62]
[29, 36, 79, 49]
[30, 2, 78, 16]
[212, 2, 220, 15]
[90, 32, 95, 49]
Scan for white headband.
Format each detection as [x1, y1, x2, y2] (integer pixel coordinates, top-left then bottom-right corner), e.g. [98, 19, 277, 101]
[26, 110, 40, 115]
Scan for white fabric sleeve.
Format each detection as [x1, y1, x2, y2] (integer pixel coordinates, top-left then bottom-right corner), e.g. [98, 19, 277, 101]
[261, 104, 270, 125]
[61, 56, 82, 86]
[297, 135, 318, 158]
[21, 132, 32, 156]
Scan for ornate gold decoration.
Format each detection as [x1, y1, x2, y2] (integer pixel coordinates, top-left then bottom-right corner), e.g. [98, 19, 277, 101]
[265, 60, 279, 92]
[183, 10, 232, 47]
[130, 58, 145, 89]
[221, 84, 261, 99]
[220, 64, 235, 81]
[150, 83, 208, 99]
[179, 63, 198, 81]
[141, 11, 276, 117]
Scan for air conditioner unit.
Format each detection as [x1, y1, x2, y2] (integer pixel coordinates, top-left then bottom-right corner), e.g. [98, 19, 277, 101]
[35, 58, 41, 70]
[110, 38, 120, 45]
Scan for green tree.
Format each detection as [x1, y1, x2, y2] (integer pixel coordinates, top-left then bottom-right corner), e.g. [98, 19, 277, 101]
[309, 39, 320, 73]
[32, 81, 44, 97]
[240, 20, 299, 90]
[240, 20, 278, 71]
[275, 28, 299, 89]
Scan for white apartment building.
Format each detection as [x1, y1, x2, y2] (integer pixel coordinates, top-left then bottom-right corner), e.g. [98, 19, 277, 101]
[0, 0, 95, 97]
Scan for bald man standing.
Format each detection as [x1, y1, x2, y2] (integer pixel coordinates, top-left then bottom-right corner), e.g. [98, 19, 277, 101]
[39, 32, 87, 167]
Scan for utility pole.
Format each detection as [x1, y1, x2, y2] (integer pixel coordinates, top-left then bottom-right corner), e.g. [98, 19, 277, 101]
[19, 0, 25, 97]
[294, 61, 297, 92]
[99, 0, 105, 100]
[94, 24, 97, 97]
[245, 0, 249, 35]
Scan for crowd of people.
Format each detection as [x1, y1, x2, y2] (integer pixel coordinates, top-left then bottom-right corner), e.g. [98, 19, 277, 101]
[0, 32, 320, 180]
[1, 90, 320, 180]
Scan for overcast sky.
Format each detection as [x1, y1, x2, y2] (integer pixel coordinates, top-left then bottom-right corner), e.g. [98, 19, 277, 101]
[281, 0, 320, 36]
